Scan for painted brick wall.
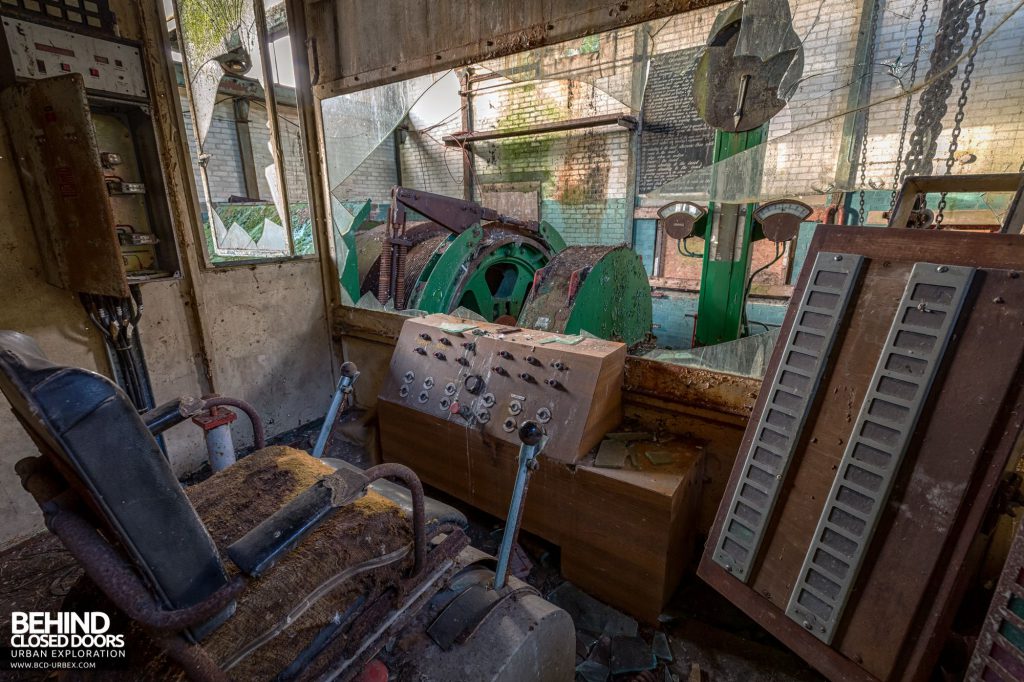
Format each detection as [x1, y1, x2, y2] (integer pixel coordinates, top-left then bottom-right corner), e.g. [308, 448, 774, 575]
[471, 76, 634, 245]
[861, 0, 1024, 187]
[321, 92, 400, 204]
[179, 92, 312, 206]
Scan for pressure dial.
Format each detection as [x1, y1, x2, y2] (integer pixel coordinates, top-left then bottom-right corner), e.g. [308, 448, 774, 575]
[658, 201, 707, 240]
[753, 199, 812, 242]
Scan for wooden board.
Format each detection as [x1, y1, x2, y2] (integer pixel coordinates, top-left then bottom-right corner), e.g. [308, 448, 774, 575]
[379, 400, 704, 623]
[699, 227, 1024, 682]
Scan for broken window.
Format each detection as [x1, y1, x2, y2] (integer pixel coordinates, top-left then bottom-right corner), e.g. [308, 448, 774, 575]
[315, 0, 1024, 368]
[169, 0, 313, 263]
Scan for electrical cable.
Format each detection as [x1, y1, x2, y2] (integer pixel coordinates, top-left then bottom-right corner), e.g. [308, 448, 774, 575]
[676, 238, 702, 258]
[741, 241, 787, 337]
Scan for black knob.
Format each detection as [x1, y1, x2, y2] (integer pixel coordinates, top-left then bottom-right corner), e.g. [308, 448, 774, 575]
[456, 357, 469, 366]
[526, 355, 542, 366]
[519, 372, 535, 383]
[499, 350, 513, 360]
[545, 378, 564, 390]
[519, 421, 544, 446]
[419, 333, 431, 341]
[492, 366, 508, 376]
[439, 338, 452, 346]
[464, 374, 484, 394]
[462, 342, 476, 351]
[414, 347, 427, 355]
[434, 351, 446, 361]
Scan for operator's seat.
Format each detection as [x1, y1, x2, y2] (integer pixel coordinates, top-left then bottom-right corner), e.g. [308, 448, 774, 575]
[0, 331, 466, 679]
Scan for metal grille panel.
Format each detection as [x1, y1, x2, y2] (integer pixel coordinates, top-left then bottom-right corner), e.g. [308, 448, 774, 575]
[712, 252, 864, 581]
[967, 521, 1024, 681]
[786, 262, 975, 643]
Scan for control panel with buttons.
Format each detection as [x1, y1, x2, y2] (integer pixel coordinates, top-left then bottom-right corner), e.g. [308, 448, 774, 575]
[1, 17, 148, 100]
[379, 314, 626, 463]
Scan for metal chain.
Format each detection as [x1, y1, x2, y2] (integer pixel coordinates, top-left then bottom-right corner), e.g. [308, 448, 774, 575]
[936, 0, 987, 225]
[891, 0, 930, 208]
[858, 0, 883, 225]
[902, 0, 974, 181]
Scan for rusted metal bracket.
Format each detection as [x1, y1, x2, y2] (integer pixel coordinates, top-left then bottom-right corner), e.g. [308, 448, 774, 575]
[378, 185, 545, 308]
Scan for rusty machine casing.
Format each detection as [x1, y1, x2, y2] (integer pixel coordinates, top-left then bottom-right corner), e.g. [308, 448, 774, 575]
[378, 314, 705, 622]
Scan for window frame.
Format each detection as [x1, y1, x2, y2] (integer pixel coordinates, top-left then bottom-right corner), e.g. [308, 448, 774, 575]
[169, 0, 320, 269]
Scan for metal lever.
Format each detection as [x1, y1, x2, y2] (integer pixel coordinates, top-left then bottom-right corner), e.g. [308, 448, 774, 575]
[493, 421, 545, 589]
[312, 362, 360, 458]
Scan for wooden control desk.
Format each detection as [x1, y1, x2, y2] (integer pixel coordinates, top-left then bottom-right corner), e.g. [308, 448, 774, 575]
[379, 315, 704, 621]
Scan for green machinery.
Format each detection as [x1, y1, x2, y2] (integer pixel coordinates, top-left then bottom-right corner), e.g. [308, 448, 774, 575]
[686, 0, 807, 347]
[355, 187, 652, 346]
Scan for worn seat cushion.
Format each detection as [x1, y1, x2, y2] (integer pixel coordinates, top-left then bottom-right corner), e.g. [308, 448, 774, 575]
[132, 446, 413, 680]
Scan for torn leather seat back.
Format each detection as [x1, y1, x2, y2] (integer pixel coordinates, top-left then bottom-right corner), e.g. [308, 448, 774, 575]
[0, 330, 230, 629]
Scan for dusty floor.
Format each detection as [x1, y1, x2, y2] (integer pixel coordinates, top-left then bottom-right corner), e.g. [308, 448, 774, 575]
[0, 413, 824, 681]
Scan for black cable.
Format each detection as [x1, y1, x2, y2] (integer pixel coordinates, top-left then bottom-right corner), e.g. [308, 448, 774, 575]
[677, 237, 702, 258]
[742, 241, 787, 337]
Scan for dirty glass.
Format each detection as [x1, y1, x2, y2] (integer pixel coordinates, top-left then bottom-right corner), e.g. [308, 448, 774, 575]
[317, 0, 1024, 375]
[320, 70, 462, 304]
[172, 0, 312, 261]
[644, 328, 782, 378]
[649, 0, 1024, 209]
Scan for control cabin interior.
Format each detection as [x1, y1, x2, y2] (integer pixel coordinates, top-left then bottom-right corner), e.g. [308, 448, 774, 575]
[0, 0, 1023, 680]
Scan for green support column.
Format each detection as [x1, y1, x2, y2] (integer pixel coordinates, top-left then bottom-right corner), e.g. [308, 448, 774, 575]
[694, 126, 765, 347]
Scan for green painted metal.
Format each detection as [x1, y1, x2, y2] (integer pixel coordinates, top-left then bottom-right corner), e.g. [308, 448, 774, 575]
[338, 199, 372, 304]
[406, 223, 561, 321]
[454, 238, 550, 321]
[538, 220, 568, 254]
[694, 126, 766, 347]
[407, 226, 484, 313]
[519, 245, 652, 347]
[563, 248, 652, 345]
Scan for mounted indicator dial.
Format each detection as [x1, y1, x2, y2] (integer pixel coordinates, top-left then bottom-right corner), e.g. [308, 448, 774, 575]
[753, 199, 812, 243]
[658, 201, 707, 240]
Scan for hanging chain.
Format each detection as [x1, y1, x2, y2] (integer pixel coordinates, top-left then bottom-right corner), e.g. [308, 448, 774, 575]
[858, 0, 883, 225]
[936, 0, 987, 226]
[891, 0, 930, 208]
[902, 0, 974, 181]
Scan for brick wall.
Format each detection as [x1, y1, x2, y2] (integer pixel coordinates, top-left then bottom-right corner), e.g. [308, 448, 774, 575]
[861, 0, 1024, 186]
[321, 93, 400, 204]
[469, 74, 635, 245]
[179, 92, 312, 205]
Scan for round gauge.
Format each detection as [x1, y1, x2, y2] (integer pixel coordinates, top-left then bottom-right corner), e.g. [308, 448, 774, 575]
[658, 201, 707, 240]
[753, 199, 813, 242]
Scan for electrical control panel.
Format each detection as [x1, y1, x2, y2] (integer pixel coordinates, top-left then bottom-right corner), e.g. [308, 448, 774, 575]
[1, 16, 148, 100]
[379, 314, 626, 463]
[0, 15, 180, 296]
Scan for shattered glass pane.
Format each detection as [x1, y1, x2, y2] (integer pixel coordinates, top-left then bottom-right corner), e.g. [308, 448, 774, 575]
[175, 0, 311, 260]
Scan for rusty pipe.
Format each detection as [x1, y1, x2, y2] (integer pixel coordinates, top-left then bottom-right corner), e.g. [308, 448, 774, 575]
[159, 634, 229, 682]
[43, 501, 245, 631]
[362, 463, 425, 577]
[201, 396, 265, 450]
